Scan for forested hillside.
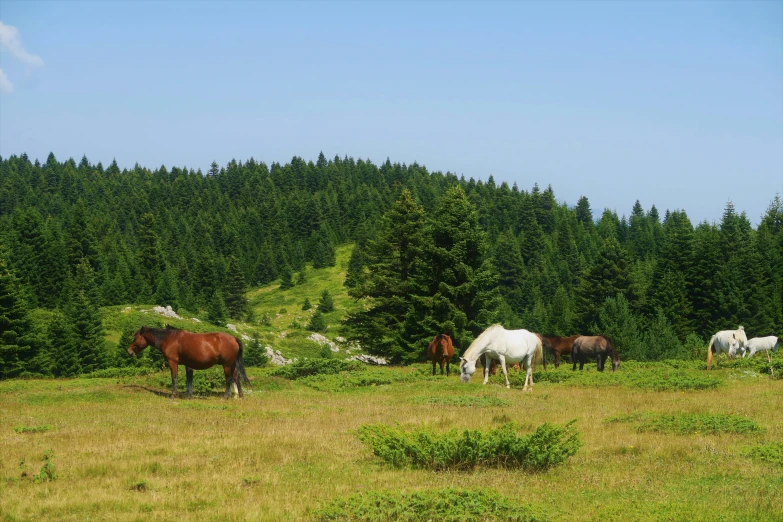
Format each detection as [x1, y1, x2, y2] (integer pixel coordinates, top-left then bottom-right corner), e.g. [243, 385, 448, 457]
[1, 152, 781, 375]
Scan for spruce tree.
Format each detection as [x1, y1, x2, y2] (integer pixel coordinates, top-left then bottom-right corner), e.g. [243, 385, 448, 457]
[302, 297, 312, 311]
[137, 213, 163, 295]
[0, 250, 36, 378]
[223, 255, 249, 319]
[307, 309, 327, 332]
[279, 265, 294, 290]
[318, 289, 335, 313]
[344, 188, 428, 362]
[575, 236, 632, 330]
[49, 312, 81, 377]
[206, 290, 228, 326]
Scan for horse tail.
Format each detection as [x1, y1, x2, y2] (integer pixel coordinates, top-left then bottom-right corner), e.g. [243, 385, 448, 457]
[233, 337, 250, 385]
[532, 337, 544, 369]
[706, 335, 716, 370]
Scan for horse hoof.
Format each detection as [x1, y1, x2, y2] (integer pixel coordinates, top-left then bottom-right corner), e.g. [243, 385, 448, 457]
[506, 385, 510, 389]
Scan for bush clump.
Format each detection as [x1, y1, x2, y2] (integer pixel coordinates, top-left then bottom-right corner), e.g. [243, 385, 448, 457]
[271, 359, 363, 380]
[357, 421, 580, 471]
[745, 442, 783, 467]
[607, 412, 762, 435]
[413, 396, 511, 407]
[313, 487, 548, 522]
[300, 367, 413, 392]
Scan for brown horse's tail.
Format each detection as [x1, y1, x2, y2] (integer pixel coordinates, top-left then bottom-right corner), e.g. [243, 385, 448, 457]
[234, 337, 250, 385]
[706, 335, 716, 370]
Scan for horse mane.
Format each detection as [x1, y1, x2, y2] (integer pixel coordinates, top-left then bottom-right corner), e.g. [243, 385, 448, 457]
[601, 335, 620, 358]
[140, 326, 177, 346]
[462, 324, 504, 361]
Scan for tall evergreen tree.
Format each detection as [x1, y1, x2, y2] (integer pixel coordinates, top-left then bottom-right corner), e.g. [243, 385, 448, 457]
[575, 236, 632, 330]
[223, 255, 249, 319]
[0, 250, 36, 378]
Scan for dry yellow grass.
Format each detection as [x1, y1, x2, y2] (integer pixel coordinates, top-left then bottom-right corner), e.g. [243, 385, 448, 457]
[1, 366, 782, 521]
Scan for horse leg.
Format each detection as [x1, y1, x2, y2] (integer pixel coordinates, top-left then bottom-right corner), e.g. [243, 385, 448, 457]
[168, 360, 178, 399]
[446, 360, 450, 377]
[186, 367, 194, 398]
[555, 352, 561, 369]
[597, 354, 605, 372]
[524, 357, 534, 392]
[498, 356, 510, 389]
[223, 365, 234, 400]
[440, 360, 445, 375]
[483, 359, 490, 385]
[432, 360, 436, 376]
[233, 369, 244, 398]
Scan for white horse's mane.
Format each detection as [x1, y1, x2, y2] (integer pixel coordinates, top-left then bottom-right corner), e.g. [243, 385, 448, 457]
[462, 324, 505, 361]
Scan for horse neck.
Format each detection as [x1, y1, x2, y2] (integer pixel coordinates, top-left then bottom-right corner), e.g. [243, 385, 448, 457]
[144, 328, 173, 350]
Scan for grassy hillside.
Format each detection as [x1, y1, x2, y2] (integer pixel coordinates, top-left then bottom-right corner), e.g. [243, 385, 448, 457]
[1, 361, 782, 521]
[102, 244, 363, 363]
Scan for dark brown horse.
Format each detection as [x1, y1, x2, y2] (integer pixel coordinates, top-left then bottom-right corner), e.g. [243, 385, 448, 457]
[571, 335, 620, 372]
[543, 334, 581, 368]
[128, 326, 250, 398]
[481, 333, 551, 374]
[427, 334, 454, 376]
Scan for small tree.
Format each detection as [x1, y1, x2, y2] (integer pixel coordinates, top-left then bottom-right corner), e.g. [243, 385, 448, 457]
[318, 290, 334, 313]
[279, 266, 294, 290]
[307, 309, 327, 332]
[207, 291, 228, 326]
[244, 336, 269, 367]
[302, 297, 312, 311]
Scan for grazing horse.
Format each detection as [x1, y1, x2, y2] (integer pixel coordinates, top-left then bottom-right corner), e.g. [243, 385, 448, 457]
[459, 325, 543, 391]
[571, 336, 620, 372]
[743, 336, 782, 358]
[706, 327, 747, 370]
[481, 333, 551, 374]
[542, 334, 580, 368]
[427, 334, 454, 376]
[128, 326, 250, 399]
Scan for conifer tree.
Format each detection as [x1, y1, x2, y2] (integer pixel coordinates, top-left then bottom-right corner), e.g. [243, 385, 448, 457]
[307, 309, 327, 332]
[302, 297, 312, 310]
[576, 236, 632, 330]
[206, 290, 228, 326]
[0, 250, 36, 378]
[279, 265, 294, 290]
[318, 289, 335, 313]
[137, 213, 163, 295]
[48, 312, 81, 377]
[223, 255, 249, 319]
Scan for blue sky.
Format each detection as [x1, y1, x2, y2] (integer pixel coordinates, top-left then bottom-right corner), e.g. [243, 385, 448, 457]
[1, 0, 781, 225]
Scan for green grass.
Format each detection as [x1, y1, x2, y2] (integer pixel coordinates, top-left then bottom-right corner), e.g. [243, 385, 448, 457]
[313, 488, 548, 522]
[2, 366, 782, 521]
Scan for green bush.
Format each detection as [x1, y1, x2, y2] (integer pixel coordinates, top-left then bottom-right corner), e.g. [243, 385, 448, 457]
[14, 425, 52, 434]
[270, 359, 362, 380]
[300, 367, 413, 392]
[413, 396, 511, 407]
[85, 367, 158, 378]
[607, 412, 762, 435]
[314, 488, 548, 522]
[357, 421, 580, 471]
[745, 442, 783, 467]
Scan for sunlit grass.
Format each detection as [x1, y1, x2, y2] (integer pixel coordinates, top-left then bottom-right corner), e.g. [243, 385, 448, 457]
[1, 364, 782, 521]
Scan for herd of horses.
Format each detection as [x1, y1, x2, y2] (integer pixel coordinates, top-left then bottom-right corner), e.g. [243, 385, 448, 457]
[127, 323, 780, 398]
[426, 326, 620, 391]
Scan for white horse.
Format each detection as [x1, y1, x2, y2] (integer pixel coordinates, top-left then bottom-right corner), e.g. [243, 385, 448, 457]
[706, 326, 748, 370]
[459, 324, 543, 391]
[743, 336, 782, 358]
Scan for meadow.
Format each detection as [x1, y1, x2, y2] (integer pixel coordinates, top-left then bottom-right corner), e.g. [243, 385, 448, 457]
[1, 357, 782, 522]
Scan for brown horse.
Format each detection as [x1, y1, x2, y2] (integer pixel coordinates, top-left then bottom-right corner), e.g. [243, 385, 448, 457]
[543, 334, 581, 368]
[571, 335, 620, 372]
[481, 333, 551, 374]
[427, 334, 454, 376]
[128, 326, 250, 398]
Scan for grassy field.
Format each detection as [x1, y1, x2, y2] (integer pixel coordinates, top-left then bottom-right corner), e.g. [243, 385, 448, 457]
[2, 360, 782, 521]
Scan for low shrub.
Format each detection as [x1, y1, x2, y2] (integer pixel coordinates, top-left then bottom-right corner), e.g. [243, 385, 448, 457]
[14, 425, 52, 434]
[412, 396, 511, 407]
[313, 488, 548, 522]
[271, 359, 363, 380]
[607, 412, 762, 435]
[85, 367, 158, 378]
[745, 442, 783, 467]
[301, 367, 413, 392]
[357, 421, 580, 471]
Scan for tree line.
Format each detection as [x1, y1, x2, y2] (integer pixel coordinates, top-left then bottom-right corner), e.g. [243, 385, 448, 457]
[1, 151, 781, 375]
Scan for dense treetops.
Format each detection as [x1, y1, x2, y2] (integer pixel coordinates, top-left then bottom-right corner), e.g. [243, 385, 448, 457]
[0, 151, 781, 375]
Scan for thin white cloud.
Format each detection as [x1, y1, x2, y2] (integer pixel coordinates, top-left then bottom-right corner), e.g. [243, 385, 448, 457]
[0, 68, 12, 93]
[0, 21, 43, 67]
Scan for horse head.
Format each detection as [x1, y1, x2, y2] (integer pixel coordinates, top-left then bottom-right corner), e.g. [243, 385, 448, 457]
[459, 356, 476, 383]
[127, 328, 150, 357]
